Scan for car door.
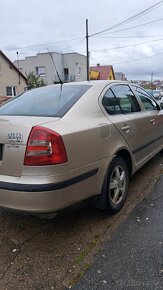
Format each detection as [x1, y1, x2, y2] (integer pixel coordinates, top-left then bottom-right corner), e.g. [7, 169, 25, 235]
[133, 86, 163, 154]
[101, 84, 154, 167]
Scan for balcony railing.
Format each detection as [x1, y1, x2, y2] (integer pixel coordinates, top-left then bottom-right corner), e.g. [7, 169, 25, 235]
[63, 75, 76, 82]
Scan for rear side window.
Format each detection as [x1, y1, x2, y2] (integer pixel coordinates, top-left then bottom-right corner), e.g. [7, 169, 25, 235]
[102, 89, 121, 115]
[102, 84, 140, 115]
[0, 85, 91, 117]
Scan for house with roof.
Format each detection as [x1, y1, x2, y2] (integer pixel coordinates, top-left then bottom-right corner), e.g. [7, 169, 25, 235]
[90, 64, 115, 80]
[0, 50, 27, 104]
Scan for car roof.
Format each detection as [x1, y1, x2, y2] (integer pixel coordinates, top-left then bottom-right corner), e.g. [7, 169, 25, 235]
[66, 80, 129, 86]
[27, 80, 135, 94]
[61, 80, 132, 89]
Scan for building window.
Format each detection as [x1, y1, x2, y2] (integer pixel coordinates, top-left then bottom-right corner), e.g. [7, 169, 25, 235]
[64, 68, 69, 81]
[36, 66, 46, 76]
[78, 67, 81, 75]
[6, 86, 16, 97]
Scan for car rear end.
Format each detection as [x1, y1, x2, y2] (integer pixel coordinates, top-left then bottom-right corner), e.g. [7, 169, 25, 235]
[0, 84, 102, 213]
[1, 81, 133, 214]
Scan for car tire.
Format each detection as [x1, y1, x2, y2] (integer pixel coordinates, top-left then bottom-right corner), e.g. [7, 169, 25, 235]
[105, 156, 129, 214]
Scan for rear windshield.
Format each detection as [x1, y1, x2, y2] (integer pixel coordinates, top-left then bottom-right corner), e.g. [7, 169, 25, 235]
[0, 84, 91, 117]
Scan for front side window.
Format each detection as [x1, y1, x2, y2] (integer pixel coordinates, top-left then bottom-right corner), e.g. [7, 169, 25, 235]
[0, 85, 91, 117]
[133, 87, 158, 111]
[111, 85, 140, 114]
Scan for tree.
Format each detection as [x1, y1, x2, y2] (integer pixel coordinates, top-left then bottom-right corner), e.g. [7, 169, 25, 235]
[26, 71, 47, 89]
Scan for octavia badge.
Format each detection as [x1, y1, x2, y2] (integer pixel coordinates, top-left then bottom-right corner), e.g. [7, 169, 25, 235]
[8, 132, 23, 143]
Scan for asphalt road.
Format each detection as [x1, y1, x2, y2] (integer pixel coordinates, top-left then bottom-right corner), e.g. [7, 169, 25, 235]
[0, 154, 162, 289]
[73, 175, 163, 290]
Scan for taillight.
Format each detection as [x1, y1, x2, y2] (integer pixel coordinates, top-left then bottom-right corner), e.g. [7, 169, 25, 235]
[24, 126, 68, 166]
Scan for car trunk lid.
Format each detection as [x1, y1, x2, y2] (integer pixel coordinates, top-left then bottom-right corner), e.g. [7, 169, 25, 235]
[0, 116, 60, 177]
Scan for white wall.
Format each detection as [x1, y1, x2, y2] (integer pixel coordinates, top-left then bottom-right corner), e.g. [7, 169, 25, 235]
[16, 52, 63, 85]
[14, 52, 87, 84]
[63, 53, 87, 82]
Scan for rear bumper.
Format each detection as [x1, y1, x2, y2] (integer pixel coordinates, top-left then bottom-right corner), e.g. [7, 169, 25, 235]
[0, 169, 98, 192]
[0, 160, 110, 213]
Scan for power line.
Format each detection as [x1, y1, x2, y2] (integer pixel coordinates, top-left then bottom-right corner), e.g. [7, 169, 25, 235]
[4, 38, 85, 55]
[5, 39, 86, 58]
[125, 72, 163, 75]
[4, 37, 84, 51]
[94, 34, 163, 39]
[61, 38, 85, 51]
[113, 51, 163, 65]
[85, 38, 163, 53]
[77, 37, 163, 54]
[97, 17, 163, 35]
[90, 0, 163, 37]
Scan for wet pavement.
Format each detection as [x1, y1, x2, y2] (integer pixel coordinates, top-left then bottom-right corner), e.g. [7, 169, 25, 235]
[73, 175, 163, 290]
[0, 154, 162, 289]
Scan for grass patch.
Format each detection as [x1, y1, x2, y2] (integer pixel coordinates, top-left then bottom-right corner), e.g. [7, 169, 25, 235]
[75, 250, 87, 263]
[69, 264, 91, 287]
[75, 238, 98, 264]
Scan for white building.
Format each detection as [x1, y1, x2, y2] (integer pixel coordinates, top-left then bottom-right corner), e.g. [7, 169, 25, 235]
[14, 52, 87, 84]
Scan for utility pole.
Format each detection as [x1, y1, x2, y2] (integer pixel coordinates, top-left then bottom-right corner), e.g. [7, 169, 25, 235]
[86, 19, 89, 81]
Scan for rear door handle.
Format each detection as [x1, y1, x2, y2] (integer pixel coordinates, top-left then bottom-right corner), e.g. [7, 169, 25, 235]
[122, 125, 130, 132]
[150, 119, 155, 124]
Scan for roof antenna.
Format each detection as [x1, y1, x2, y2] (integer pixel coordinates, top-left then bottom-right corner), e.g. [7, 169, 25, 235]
[47, 49, 63, 85]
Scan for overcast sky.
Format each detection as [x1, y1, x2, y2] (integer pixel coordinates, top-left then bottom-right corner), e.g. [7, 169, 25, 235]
[1, 0, 163, 80]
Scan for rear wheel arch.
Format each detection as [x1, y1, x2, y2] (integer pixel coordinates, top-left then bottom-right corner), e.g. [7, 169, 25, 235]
[115, 149, 133, 178]
[92, 149, 133, 211]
